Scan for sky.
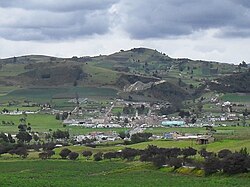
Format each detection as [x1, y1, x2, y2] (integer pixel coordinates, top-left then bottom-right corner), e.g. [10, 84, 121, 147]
[1, 0, 250, 64]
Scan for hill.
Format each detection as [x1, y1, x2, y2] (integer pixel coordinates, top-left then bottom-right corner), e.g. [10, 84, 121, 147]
[0, 47, 248, 105]
[209, 71, 250, 93]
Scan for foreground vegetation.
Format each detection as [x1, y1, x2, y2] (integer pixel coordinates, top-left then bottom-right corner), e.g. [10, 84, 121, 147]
[0, 160, 249, 187]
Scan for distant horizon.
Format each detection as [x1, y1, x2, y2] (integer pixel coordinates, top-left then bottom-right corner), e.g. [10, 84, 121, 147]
[0, 46, 241, 65]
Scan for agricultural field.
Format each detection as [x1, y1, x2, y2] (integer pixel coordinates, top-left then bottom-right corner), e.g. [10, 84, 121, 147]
[0, 160, 249, 187]
[221, 93, 250, 102]
[0, 86, 117, 103]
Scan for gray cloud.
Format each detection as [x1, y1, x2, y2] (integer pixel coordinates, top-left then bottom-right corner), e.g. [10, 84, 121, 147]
[119, 0, 250, 39]
[0, 0, 117, 41]
[1, 0, 250, 41]
[0, 0, 117, 12]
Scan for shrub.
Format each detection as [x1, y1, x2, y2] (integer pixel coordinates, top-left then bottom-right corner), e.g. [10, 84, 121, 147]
[121, 148, 139, 161]
[152, 155, 166, 168]
[103, 152, 117, 161]
[222, 153, 248, 174]
[47, 150, 55, 158]
[59, 148, 71, 159]
[82, 151, 93, 160]
[93, 152, 103, 161]
[204, 157, 221, 175]
[218, 149, 232, 158]
[39, 152, 48, 160]
[168, 158, 182, 169]
[130, 133, 152, 144]
[68, 152, 79, 160]
[182, 147, 197, 158]
[15, 147, 29, 158]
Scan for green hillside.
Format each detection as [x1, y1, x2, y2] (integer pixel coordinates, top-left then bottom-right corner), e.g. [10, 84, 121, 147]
[0, 47, 248, 105]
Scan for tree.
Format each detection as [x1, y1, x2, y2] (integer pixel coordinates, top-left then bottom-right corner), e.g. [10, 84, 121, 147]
[169, 148, 181, 158]
[238, 147, 249, 156]
[7, 134, 15, 143]
[182, 147, 197, 158]
[61, 112, 68, 120]
[52, 129, 69, 139]
[222, 153, 248, 174]
[39, 152, 49, 160]
[151, 155, 166, 168]
[0, 133, 9, 143]
[199, 148, 215, 159]
[82, 151, 93, 160]
[130, 133, 152, 144]
[104, 152, 117, 161]
[121, 148, 139, 161]
[68, 152, 79, 160]
[168, 158, 182, 169]
[204, 157, 221, 175]
[18, 124, 27, 132]
[15, 147, 29, 158]
[33, 134, 39, 142]
[218, 149, 232, 158]
[39, 150, 55, 160]
[55, 113, 60, 120]
[59, 148, 71, 159]
[47, 150, 55, 158]
[93, 152, 103, 161]
[16, 131, 32, 143]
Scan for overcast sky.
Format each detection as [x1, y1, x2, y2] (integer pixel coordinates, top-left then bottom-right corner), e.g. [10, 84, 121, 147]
[1, 0, 250, 64]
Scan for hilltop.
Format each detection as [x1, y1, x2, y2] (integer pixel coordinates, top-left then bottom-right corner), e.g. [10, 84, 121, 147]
[0, 47, 249, 106]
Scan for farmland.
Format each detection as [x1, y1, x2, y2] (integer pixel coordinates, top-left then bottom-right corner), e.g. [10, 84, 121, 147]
[0, 87, 117, 103]
[0, 160, 249, 187]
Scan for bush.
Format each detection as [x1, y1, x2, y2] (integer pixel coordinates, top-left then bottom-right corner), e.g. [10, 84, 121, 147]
[168, 158, 182, 169]
[222, 153, 248, 174]
[47, 150, 55, 158]
[68, 152, 79, 160]
[121, 148, 139, 161]
[130, 133, 152, 144]
[39, 152, 48, 160]
[182, 147, 197, 158]
[14, 147, 29, 158]
[204, 157, 221, 175]
[59, 148, 71, 159]
[152, 155, 166, 168]
[218, 149, 232, 158]
[82, 150, 93, 160]
[103, 152, 117, 160]
[93, 152, 103, 161]
[38, 150, 55, 160]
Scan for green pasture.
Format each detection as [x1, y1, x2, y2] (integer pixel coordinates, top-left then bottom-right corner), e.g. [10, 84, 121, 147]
[0, 63, 28, 77]
[0, 106, 40, 112]
[0, 114, 61, 133]
[0, 87, 117, 103]
[0, 113, 128, 134]
[221, 93, 250, 102]
[83, 64, 119, 85]
[0, 160, 249, 187]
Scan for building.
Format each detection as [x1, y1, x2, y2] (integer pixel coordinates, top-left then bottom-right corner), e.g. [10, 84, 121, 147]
[196, 135, 215, 144]
[161, 120, 185, 127]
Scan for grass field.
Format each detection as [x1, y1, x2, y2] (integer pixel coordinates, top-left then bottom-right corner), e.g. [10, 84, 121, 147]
[221, 93, 250, 102]
[0, 160, 249, 187]
[0, 113, 129, 134]
[0, 87, 117, 103]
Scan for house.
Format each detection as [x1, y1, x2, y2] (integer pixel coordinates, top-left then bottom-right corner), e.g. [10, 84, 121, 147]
[196, 135, 214, 144]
